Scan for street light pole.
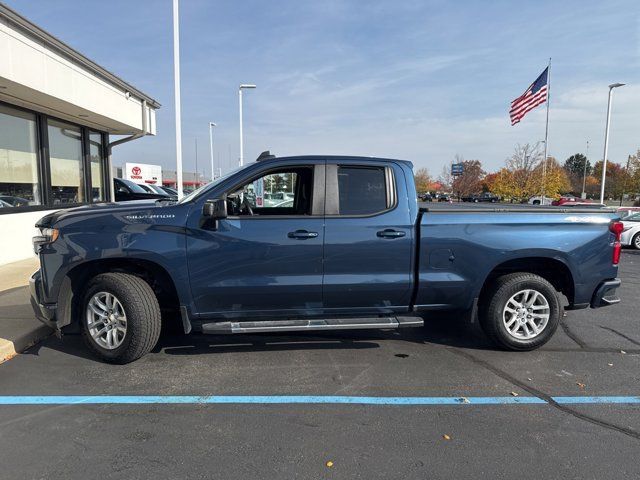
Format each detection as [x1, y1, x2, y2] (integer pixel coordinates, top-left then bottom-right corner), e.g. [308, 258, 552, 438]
[209, 122, 216, 181]
[600, 83, 625, 204]
[238, 84, 256, 166]
[582, 140, 589, 199]
[172, 0, 183, 198]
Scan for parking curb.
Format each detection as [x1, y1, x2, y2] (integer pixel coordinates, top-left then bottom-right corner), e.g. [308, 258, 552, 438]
[0, 323, 53, 364]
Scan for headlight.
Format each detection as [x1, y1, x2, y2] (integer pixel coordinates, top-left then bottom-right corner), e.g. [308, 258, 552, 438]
[32, 228, 59, 253]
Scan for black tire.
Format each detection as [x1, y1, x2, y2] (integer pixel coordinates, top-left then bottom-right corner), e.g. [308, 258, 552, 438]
[479, 272, 562, 351]
[633, 233, 640, 250]
[81, 273, 161, 364]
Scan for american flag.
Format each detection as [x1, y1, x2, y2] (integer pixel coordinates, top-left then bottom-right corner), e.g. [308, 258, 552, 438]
[510, 67, 549, 125]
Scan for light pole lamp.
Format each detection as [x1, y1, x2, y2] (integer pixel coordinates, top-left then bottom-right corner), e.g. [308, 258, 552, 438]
[600, 83, 625, 204]
[238, 84, 256, 166]
[209, 122, 217, 181]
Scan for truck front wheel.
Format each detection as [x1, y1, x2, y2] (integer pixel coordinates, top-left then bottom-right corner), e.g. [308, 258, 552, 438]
[81, 273, 161, 364]
[479, 273, 561, 351]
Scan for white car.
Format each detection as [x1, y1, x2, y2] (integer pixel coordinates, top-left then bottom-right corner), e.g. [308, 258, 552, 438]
[621, 211, 640, 249]
[528, 196, 554, 205]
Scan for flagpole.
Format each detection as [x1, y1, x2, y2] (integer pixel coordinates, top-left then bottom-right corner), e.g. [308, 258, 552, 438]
[542, 58, 551, 199]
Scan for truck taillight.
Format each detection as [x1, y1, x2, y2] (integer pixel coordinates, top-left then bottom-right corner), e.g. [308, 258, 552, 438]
[610, 221, 623, 265]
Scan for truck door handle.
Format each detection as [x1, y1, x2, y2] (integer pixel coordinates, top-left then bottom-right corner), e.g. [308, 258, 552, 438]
[377, 229, 406, 239]
[287, 230, 319, 239]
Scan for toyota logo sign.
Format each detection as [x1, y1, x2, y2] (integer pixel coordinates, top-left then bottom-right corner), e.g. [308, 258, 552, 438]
[132, 166, 141, 176]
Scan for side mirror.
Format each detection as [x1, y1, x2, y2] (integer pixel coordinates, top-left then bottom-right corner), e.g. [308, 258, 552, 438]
[203, 198, 227, 219]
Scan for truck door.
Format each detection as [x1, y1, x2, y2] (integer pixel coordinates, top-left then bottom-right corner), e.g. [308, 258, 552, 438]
[322, 161, 414, 313]
[186, 161, 325, 317]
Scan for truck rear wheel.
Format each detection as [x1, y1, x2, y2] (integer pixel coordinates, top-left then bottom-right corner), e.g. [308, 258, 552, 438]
[81, 273, 161, 364]
[479, 273, 561, 351]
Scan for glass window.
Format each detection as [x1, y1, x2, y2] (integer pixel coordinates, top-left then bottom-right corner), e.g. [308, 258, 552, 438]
[89, 132, 105, 202]
[48, 119, 84, 205]
[0, 104, 41, 207]
[338, 166, 387, 215]
[227, 168, 313, 216]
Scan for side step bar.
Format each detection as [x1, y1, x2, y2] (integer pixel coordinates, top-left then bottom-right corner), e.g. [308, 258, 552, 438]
[201, 316, 423, 335]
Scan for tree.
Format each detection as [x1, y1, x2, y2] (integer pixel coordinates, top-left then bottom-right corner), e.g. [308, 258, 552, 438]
[490, 168, 518, 201]
[592, 160, 629, 201]
[414, 167, 432, 193]
[530, 158, 571, 198]
[451, 160, 486, 197]
[482, 172, 500, 193]
[437, 164, 453, 192]
[505, 143, 543, 200]
[563, 154, 591, 194]
[627, 151, 640, 197]
[564, 154, 591, 176]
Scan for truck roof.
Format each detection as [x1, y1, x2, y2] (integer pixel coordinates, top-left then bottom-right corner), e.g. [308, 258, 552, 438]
[259, 155, 414, 168]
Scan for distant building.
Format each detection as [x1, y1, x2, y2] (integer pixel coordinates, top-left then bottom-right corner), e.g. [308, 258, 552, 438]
[0, 4, 159, 265]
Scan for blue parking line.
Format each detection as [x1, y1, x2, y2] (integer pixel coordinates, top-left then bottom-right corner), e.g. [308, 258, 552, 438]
[552, 396, 640, 404]
[0, 395, 637, 405]
[0, 395, 546, 405]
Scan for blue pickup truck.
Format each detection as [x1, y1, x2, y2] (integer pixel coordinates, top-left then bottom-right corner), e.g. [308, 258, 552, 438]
[30, 155, 623, 363]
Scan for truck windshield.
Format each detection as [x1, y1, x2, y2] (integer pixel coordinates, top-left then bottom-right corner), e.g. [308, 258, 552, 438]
[178, 165, 245, 204]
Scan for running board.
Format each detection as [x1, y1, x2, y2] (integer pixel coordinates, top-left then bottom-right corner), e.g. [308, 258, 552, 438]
[201, 316, 423, 335]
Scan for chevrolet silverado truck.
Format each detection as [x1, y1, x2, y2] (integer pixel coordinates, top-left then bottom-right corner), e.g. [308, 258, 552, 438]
[30, 155, 623, 363]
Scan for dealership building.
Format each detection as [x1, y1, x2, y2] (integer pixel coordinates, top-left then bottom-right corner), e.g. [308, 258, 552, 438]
[0, 4, 159, 265]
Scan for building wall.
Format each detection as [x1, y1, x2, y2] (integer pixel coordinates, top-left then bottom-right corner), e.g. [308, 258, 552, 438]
[1, 209, 56, 265]
[0, 14, 156, 135]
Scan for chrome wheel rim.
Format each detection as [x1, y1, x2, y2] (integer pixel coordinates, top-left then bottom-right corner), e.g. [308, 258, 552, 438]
[502, 289, 550, 340]
[634, 235, 640, 249]
[86, 292, 127, 350]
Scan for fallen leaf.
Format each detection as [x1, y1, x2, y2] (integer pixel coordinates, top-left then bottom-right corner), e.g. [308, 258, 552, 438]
[326, 461, 334, 468]
[608, 363, 614, 367]
[460, 397, 470, 404]
[527, 378, 532, 381]
[443, 434, 451, 440]
[621, 350, 627, 355]
[510, 392, 519, 397]
[576, 382, 586, 389]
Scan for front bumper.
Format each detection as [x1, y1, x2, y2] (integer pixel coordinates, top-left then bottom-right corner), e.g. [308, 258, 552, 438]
[590, 278, 621, 308]
[29, 270, 58, 329]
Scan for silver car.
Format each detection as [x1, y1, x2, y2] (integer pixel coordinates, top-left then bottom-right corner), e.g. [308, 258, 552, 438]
[620, 211, 640, 250]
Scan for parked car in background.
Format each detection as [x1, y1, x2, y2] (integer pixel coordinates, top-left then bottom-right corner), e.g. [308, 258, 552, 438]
[114, 178, 166, 202]
[617, 207, 640, 219]
[621, 211, 640, 249]
[418, 192, 433, 202]
[137, 183, 177, 200]
[528, 196, 554, 206]
[462, 192, 499, 203]
[0, 195, 31, 207]
[159, 186, 178, 196]
[552, 195, 587, 206]
[436, 193, 451, 202]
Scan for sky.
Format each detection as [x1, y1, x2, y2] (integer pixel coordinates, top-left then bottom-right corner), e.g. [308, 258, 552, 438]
[7, 0, 640, 178]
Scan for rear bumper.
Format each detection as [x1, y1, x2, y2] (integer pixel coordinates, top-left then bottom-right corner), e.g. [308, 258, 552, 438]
[29, 270, 58, 329]
[590, 278, 621, 308]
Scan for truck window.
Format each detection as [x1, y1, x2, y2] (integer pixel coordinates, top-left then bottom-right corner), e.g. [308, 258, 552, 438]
[227, 167, 313, 216]
[337, 166, 387, 215]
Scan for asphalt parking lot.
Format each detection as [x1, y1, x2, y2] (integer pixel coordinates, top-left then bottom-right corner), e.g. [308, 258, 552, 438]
[0, 249, 639, 479]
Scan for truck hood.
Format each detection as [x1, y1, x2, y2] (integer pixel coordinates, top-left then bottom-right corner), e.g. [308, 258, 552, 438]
[36, 200, 176, 228]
